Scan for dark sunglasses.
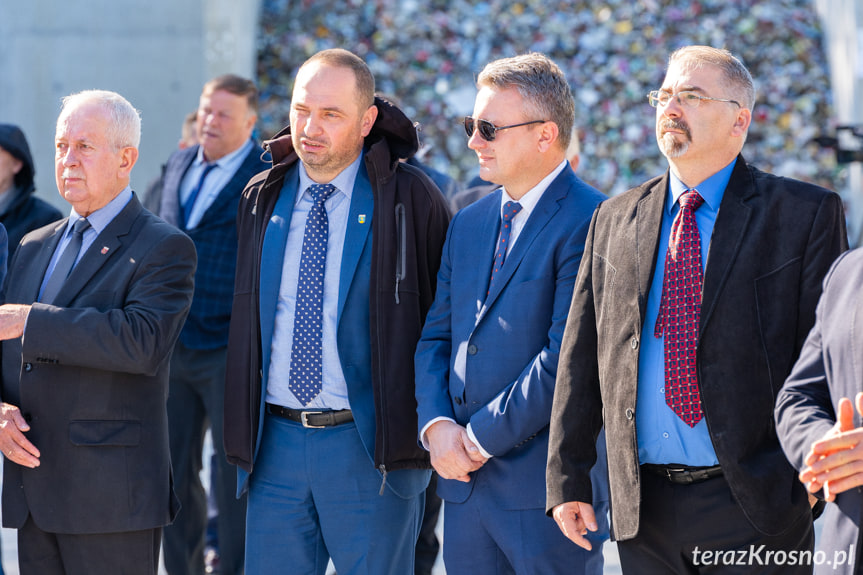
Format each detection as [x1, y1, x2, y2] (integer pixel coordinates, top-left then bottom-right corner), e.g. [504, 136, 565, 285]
[463, 116, 546, 141]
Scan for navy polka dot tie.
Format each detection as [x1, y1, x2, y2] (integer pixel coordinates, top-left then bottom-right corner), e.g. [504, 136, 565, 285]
[655, 189, 704, 427]
[289, 183, 336, 406]
[488, 201, 522, 295]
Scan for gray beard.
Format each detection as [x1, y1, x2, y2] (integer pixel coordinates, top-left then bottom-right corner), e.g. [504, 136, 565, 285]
[658, 133, 690, 158]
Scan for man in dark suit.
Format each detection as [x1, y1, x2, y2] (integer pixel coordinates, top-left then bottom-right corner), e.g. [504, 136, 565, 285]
[776, 248, 863, 575]
[0, 90, 196, 575]
[223, 49, 450, 574]
[145, 74, 268, 575]
[546, 45, 848, 574]
[415, 52, 608, 575]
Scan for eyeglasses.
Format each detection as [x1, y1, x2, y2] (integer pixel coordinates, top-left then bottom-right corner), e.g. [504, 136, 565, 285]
[647, 90, 741, 109]
[463, 116, 546, 141]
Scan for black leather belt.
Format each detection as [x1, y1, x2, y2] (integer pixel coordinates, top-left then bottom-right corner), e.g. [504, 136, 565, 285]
[642, 464, 723, 485]
[266, 403, 353, 428]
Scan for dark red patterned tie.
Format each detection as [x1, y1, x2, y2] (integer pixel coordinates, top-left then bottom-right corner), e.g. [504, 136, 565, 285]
[654, 190, 704, 427]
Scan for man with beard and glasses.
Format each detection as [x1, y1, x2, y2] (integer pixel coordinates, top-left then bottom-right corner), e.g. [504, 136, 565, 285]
[546, 45, 848, 574]
[223, 48, 450, 574]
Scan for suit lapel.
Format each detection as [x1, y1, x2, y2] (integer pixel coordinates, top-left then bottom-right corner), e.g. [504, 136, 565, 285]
[699, 159, 754, 337]
[159, 147, 197, 227]
[259, 165, 300, 369]
[636, 177, 666, 321]
[474, 189, 503, 313]
[478, 173, 571, 323]
[51, 196, 144, 308]
[19, 221, 68, 302]
[200, 144, 263, 223]
[337, 163, 374, 321]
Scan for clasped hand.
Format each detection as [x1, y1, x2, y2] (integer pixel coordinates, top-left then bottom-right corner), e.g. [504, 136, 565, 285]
[425, 420, 487, 482]
[800, 391, 863, 501]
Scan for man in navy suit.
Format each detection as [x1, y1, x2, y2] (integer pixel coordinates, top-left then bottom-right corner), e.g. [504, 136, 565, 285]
[776, 248, 863, 575]
[223, 49, 450, 574]
[414, 52, 608, 575]
[145, 74, 268, 575]
[0, 89, 195, 575]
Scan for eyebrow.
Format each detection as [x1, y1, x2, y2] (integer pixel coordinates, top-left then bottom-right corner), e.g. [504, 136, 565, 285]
[660, 85, 708, 94]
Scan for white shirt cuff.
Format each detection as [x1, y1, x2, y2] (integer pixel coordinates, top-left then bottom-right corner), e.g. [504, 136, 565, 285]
[419, 416, 456, 450]
[466, 423, 493, 459]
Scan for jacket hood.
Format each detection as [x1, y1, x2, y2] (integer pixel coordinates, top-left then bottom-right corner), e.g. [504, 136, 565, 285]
[0, 123, 35, 191]
[263, 96, 420, 167]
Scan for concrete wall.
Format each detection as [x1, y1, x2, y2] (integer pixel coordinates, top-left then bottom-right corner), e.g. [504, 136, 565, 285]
[0, 0, 260, 211]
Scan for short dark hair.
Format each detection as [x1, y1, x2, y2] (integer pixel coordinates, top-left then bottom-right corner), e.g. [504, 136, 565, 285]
[302, 48, 375, 110]
[203, 74, 259, 115]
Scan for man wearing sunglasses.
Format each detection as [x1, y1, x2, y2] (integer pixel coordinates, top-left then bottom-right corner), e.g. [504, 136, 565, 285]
[547, 46, 848, 574]
[415, 52, 608, 574]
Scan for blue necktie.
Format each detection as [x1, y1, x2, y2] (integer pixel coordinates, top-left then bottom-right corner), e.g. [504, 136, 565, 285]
[41, 218, 91, 304]
[182, 162, 217, 228]
[488, 201, 522, 295]
[289, 183, 336, 406]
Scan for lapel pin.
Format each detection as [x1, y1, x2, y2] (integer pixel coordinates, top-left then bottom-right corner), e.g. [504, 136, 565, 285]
[101, 246, 109, 254]
[358, 214, 367, 224]
[129, 257, 136, 264]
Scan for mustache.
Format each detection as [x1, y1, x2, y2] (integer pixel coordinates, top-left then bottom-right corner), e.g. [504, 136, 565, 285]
[660, 119, 691, 139]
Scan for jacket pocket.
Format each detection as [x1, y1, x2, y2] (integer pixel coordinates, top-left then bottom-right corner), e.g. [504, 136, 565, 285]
[69, 420, 141, 446]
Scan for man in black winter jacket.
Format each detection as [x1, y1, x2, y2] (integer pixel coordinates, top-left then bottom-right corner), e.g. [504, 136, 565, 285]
[0, 124, 62, 251]
[223, 49, 450, 574]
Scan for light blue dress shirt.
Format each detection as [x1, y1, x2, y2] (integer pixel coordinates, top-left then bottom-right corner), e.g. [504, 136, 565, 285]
[266, 154, 364, 410]
[636, 159, 736, 466]
[180, 139, 254, 229]
[38, 187, 133, 301]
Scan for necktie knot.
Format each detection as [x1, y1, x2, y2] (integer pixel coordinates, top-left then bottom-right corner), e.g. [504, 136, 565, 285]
[679, 189, 704, 212]
[72, 217, 92, 236]
[308, 183, 336, 205]
[502, 201, 522, 224]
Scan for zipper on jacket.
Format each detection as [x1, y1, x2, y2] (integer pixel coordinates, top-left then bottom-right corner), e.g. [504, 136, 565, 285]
[378, 464, 388, 495]
[394, 203, 406, 304]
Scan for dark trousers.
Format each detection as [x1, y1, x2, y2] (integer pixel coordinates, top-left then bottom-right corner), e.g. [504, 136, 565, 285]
[618, 468, 814, 574]
[415, 472, 442, 575]
[164, 342, 246, 575]
[18, 516, 160, 575]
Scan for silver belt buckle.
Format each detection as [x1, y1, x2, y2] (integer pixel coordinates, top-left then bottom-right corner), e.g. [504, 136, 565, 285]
[300, 411, 325, 428]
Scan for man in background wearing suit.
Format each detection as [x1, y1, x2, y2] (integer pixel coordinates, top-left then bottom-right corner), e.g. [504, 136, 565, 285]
[414, 52, 608, 575]
[776, 247, 863, 575]
[547, 45, 848, 574]
[145, 74, 268, 575]
[0, 90, 196, 575]
[223, 48, 450, 574]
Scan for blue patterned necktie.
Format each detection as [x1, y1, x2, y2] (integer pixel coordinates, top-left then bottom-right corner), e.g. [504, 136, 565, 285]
[654, 189, 704, 427]
[488, 201, 522, 295]
[182, 162, 217, 228]
[289, 183, 336, 406]
[41, 217, 91, 304]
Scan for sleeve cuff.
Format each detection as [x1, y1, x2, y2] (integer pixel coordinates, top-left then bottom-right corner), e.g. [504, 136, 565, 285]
[466, 423, 494, 459]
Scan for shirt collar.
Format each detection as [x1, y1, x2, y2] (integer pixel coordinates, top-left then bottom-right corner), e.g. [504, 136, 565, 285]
[500, 159, 567, 217]
[296, 151, 363, 205]
[667, 158, 736, 214]
[194, 138, 254, 170]
[67, 186, 133, 235]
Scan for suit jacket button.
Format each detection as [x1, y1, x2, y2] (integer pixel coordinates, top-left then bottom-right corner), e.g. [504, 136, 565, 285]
[454, 397, 463, 405]
[625, 408, 634, 420]
[23, 363, 32, 372]
[467, 344, 478, 355]
[630, 337, 638, 350]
